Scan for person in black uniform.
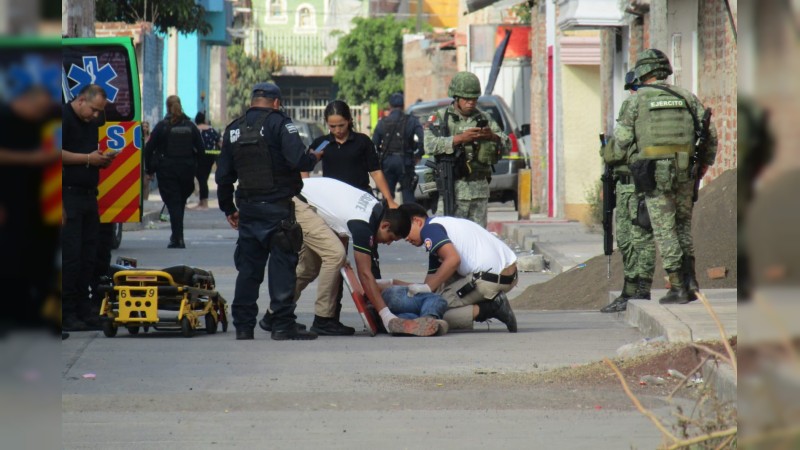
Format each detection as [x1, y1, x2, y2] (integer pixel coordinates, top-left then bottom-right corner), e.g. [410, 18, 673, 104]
[372, 93, 424, 204]
[144, 95, 204, 248]
[216, 82, 323, 341]
[61, 84, 115, 331]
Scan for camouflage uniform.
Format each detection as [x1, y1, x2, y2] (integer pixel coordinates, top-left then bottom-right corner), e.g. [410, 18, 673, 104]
[599, 135, 655, 312]
[614, 49, 718, 304]
[424, 72, 510, 227]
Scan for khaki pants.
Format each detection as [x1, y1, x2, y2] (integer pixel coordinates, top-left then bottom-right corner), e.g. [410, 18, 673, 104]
[438, 273, 518, 330]
[294, 199, 346, 318]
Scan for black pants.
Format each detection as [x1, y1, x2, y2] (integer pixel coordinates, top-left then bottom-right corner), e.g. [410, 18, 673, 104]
[400, 161, 416, 204]
[157, 159, 196, 242]
[90, 223, 115, 306]
[195, 155, 216, 200]
[232, 200, 299, 331]
[62, 190, 100, 319]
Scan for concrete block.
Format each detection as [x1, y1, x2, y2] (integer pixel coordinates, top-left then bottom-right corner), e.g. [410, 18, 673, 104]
[702, 360, 737, 405]
[517, 254, 545, 272]
[707, 266, 728, 279]
[522, 234, 539, 252]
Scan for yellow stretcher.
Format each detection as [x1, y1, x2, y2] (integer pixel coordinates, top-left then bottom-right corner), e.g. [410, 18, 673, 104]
[99, 265, 229, 338]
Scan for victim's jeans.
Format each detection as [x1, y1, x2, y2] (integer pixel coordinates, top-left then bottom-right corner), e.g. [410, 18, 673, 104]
[381, 286, 447, 319]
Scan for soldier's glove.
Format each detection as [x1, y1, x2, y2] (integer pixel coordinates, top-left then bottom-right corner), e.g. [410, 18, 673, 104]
[407, 283, 432, 297]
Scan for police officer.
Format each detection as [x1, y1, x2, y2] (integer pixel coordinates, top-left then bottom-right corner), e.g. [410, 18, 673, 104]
[372, 92, 423, 204]
[600, 72, 656, 313]
[144, 95, 205, 248]
[216, 82, 322, 340]
[424, 72, 510, 227]
[613, 49, 717, 305]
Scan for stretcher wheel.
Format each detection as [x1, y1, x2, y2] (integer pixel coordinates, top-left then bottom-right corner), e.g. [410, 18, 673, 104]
[127, 326, 140, 335]
[180, 317, 195, 338]
[102, 320, 118, 337]
[143, 326, 150, 333]
[204, 313, 217, 334]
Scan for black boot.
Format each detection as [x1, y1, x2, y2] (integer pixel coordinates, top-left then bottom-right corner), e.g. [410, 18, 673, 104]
[601, 277, 637, 313]
[310, 315, 356, 336]
[475, 293, 517, 332]
[168, 239, 185, 249]
[259, 311, 307, 332]
[659, 270, 691, 304]
[682, 255, 699, 301]
[631, 277, 652, 300]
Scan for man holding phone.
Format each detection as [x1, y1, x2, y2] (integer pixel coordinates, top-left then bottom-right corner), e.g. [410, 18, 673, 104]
[423, 71, 510, 227]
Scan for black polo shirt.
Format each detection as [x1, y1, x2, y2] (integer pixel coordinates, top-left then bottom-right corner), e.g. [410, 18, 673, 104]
[62, 101, 101, 189]
[310, 131, 381, 193]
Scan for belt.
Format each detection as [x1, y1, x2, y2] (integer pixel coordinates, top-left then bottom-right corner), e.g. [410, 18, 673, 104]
[475, 269, 517, 285]
[64, 186, 98, 196]
[641, 144, 692, 159]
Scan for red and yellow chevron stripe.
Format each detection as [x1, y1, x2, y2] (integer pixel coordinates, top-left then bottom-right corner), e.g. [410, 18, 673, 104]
[40, 120, 62, 225]
[98, 121, 142, 223]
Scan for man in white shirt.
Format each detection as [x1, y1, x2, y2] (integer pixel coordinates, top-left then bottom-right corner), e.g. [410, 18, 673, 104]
[399, 203, 518, 332]
[283, 177, 441, 336]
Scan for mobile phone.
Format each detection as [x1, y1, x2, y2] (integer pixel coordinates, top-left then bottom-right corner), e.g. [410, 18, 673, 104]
[314, 140, 330, 153]
[475, 117, 488, 128]
[104, 148, 121, 157]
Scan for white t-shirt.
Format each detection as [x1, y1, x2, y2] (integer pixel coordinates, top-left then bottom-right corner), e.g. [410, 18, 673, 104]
[300, 177, 380, 255]
[423, 216, 517, 276]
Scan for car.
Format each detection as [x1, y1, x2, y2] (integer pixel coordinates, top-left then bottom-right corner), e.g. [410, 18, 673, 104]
[406, 95, 530, 211]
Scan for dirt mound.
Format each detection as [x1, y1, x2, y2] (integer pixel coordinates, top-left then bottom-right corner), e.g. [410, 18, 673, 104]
[513, 169, 737, 310]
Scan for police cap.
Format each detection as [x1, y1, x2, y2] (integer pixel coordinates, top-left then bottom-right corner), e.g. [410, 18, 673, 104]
[252, 82, 282, 99]
[389, 93, 404, 107]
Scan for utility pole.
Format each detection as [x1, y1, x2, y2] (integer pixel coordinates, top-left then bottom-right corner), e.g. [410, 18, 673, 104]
[63, 0, 95, 37]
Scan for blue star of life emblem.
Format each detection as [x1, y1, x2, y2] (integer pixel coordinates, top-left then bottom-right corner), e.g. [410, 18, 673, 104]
[67, 56, 119, 102]
[2, 55, 61, 101]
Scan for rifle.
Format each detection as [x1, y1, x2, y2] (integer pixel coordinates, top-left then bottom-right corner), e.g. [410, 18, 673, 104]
[600, 133, 616, 279]
[425, 151, 459, 216]
[691, 108, 713, 202]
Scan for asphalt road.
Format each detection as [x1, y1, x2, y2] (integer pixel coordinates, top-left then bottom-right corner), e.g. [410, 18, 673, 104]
[62, 207, 676, 449]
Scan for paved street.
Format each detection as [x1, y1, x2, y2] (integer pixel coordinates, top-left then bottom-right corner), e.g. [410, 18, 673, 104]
[63, 206, 677, 449]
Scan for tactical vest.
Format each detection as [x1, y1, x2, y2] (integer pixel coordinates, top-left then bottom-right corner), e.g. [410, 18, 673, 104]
[380, 114, 409, 157]
[634, 86, 696, 160]
[232, 112, 275, 195]
[165, 120, 195, 158]
[438, 107, 495, 180]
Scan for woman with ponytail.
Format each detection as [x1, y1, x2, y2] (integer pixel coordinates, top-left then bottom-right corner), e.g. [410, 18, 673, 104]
[143, 95, 205, 248]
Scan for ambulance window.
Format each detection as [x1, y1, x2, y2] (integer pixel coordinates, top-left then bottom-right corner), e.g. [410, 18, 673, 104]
[63, 45, 135, 122]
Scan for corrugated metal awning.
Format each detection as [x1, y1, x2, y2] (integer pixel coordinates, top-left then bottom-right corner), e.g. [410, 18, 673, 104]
[465, 0, 527, 15]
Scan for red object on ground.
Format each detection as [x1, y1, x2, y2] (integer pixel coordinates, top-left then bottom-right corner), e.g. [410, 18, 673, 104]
[341, 266, 379, 336]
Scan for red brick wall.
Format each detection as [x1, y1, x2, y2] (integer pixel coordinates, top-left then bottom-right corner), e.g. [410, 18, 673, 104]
[697, 0, 737, 180]
[529, 1, 548, 213]
[403, 36, 457, 105]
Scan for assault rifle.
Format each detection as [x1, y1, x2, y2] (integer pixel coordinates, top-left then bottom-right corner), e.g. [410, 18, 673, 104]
[691, 108, 713, 202]
[600, 133, 616, 279]
[425, 150, 459, 216]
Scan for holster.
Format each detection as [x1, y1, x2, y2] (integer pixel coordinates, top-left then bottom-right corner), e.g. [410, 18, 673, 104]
[630, 159, 657, 193]
[633, 196, 652, 231]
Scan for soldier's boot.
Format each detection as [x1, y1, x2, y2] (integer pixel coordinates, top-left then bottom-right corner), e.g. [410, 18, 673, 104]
[631, 277, 652, 300]
[659, 271, 691, 305]
[600, 277, 637, 313]
[682, 255, 699, 301]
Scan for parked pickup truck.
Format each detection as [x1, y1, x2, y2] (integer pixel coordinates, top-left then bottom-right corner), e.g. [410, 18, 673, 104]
[407, 96, 530, 212]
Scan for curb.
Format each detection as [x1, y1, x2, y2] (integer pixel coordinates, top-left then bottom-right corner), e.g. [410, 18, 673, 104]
[122, 210, 160, 232]
[702, 359, 737, 405]
[623, 294, 693, 343]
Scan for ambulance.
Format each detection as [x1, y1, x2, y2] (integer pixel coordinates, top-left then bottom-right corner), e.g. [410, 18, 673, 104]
[62, 37, 143, 247]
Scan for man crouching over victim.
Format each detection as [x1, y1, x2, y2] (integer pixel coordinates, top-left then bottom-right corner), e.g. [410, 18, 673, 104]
[398, 203, 518, 332]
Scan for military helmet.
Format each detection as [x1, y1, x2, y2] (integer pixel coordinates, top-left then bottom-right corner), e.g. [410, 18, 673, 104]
[634, 49, 673, 81]
[448, 71, 482, 98]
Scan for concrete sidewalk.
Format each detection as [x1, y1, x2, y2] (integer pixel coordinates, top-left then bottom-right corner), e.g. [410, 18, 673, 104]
[490, 214, 737, 401]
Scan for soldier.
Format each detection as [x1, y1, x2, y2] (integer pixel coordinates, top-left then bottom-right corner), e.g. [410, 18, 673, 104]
[601, 72, 656, 313]
[424, 72, 510, 227]
[614, 49, 717, 305]
[216, 82, 322, 340]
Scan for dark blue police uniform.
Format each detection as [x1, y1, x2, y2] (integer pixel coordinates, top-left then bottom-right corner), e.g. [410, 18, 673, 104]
[216, 87, 317, 338]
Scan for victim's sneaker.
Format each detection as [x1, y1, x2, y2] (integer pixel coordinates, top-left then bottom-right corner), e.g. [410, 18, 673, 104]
[387, 316, 439, 337]
[434, 319, 449, 336]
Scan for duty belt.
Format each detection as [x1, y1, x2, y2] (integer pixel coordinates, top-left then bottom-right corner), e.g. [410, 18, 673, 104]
[641, 144, 693, 159]
[475, 270, 517, 285]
